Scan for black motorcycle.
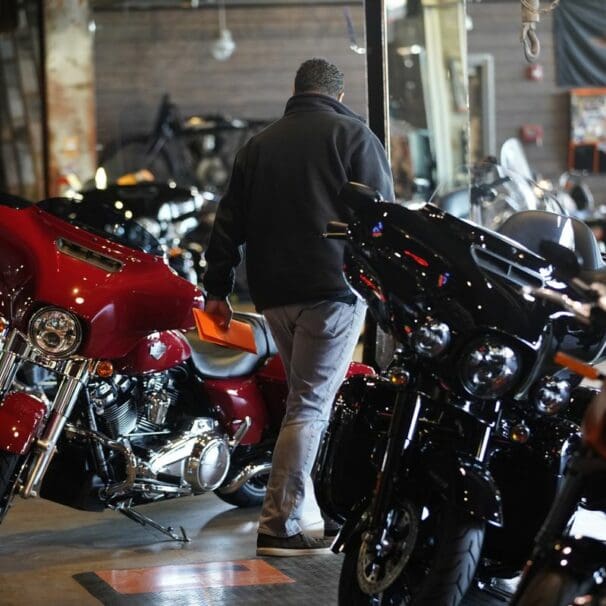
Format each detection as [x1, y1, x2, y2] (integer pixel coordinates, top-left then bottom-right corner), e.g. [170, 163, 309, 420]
[510, 242, 606, 606]
[98, 93, 270, 190]
[71, 181, 218, 285]
[314, 166, 603, 605]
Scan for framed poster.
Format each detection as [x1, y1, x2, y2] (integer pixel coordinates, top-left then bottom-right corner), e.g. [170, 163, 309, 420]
[569, 88, 606, 173]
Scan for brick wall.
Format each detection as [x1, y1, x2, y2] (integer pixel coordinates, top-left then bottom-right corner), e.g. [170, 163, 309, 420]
[93, 5, 366, 150]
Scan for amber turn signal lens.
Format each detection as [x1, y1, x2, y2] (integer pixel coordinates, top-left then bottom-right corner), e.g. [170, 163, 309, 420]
[0, 317, 7, 332]
[511, 423, 530, 443]
[96, 360, 114, 378]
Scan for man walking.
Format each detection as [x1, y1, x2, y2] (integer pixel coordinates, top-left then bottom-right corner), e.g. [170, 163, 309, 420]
[203, 57, 394, 556]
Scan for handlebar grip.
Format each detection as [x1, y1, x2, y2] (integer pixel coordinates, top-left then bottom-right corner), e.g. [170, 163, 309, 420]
[323, 221, 348, 239]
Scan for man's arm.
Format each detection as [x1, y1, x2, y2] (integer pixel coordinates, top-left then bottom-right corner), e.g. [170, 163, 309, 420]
[202, 146, 248, 324]
[349, 129, 395, 202]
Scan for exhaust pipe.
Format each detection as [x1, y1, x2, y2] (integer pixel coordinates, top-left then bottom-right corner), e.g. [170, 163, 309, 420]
[217, 461, 272, 494]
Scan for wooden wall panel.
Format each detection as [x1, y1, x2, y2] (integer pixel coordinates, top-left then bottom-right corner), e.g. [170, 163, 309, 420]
[468, 1, 606, 202]
[93, 5, 367, 152]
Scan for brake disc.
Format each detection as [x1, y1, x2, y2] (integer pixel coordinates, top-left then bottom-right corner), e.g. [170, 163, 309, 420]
[357, 500, 420, 596]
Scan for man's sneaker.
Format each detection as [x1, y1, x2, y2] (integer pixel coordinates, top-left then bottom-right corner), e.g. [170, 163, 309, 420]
[256, 532, 332, 557]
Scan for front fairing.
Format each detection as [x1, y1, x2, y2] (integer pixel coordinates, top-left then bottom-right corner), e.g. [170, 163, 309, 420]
[345, 202, 604, 369]
[0, 204, 202, 360]
[346, 202, 549, 340]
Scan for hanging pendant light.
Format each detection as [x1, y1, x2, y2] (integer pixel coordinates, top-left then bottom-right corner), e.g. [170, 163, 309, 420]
[211, 0, 236, 61]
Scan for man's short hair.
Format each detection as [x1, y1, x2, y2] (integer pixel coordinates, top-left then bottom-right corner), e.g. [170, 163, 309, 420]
[294, 58, 344, 98]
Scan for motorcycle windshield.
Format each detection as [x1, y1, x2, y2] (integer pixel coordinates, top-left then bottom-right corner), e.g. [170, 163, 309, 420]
[429, 162, 565, 232]
[37, 195, 164, 257]
[342, 164, 578, 345]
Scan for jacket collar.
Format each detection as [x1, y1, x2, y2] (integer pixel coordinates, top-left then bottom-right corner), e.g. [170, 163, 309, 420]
[284, 93, 364, 123]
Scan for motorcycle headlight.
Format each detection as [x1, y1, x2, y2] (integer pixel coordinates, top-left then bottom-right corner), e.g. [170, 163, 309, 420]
[413, 321, 451, 357]
[28, 307, 83, 357]
[533, 378, 571, 415]
[460, 339, 520, 399]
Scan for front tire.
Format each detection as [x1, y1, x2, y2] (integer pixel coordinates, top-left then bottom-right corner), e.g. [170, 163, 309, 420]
[0, 452, 20, 522]
[339, 503, 484, 606]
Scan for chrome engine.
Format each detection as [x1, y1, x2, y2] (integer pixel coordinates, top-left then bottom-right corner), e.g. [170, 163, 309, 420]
[89, 372, 231, 496]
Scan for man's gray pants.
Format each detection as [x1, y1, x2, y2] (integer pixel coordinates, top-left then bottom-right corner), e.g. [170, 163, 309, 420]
[258, 298, 367, 538]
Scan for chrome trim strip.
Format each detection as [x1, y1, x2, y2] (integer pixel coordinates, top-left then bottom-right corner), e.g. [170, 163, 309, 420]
[55, 238, 123, 273]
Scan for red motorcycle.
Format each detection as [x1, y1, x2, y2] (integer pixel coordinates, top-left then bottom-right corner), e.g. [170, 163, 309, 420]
[0, 193, 371, 541]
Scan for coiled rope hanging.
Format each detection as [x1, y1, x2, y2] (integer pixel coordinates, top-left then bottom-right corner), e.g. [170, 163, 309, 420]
[521, 0, 560, 62]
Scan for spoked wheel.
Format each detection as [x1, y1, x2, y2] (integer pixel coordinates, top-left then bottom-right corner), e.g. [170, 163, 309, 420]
[0, 452, 21, 522]
[514, 569, 589, 606]
[99, 135, 176, 184]
[339, 500, 485, 606]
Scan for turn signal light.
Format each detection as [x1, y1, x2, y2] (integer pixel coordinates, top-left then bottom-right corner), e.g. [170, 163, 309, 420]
[96, 360, 114, 378]
[0, 316, 7, 332]
[388, 369, 409, 385]
[511, 423, 530, 443]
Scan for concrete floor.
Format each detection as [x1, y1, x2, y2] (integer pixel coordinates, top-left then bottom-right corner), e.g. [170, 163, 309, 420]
[0, 492, 507, 606]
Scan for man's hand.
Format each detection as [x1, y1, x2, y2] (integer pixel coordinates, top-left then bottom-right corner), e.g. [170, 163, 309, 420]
[205, 296, 233, 329]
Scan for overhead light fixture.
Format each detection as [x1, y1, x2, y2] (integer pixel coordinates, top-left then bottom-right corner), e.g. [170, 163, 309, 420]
[211, 0, 236, 61]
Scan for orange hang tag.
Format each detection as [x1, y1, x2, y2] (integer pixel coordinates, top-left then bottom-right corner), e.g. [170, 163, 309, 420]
[192, 308, 257, 354]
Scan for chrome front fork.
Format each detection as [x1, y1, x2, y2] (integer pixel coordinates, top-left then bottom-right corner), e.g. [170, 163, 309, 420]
[0, 329, 93, 498]
[0, 331, 32, 397]
[21, 359, 91, 498]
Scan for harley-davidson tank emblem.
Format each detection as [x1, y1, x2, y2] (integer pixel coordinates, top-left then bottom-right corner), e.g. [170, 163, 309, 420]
[149, 340, 167, 360]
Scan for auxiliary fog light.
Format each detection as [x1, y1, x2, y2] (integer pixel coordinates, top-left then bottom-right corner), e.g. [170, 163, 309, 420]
[534, 377, 571, 415]
[412, 321, 451, 358]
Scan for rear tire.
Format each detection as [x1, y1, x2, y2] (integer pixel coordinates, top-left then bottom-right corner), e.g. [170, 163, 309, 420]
[339, 503, 484, 606]
[99, 135, 175, 183]
[215, 471, 268, 508]
[514, 569, 587, 606]
[0, 451, 20, 522]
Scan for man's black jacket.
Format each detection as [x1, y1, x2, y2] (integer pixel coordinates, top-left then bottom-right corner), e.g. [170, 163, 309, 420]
[202, 93, 395, 311]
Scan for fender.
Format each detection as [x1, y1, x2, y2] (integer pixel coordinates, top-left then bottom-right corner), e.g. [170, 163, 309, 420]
[420, 450, 504, 527]
[0, 392, 46, 455]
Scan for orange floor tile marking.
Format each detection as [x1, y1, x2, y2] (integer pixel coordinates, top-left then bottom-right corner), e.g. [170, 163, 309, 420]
[95, 559, 295, 594]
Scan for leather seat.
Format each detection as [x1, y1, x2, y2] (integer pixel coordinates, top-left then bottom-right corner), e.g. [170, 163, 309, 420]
[497, 210, 605, 271]
[186, 311, 278, 379]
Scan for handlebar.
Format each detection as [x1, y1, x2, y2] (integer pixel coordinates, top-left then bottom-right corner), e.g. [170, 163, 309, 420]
[322, 221, 348, 240]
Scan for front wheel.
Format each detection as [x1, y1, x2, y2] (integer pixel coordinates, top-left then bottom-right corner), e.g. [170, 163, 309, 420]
[514, 569, 589, 606]
[339, 502, 485, 606]
[0, 452, 21, 522]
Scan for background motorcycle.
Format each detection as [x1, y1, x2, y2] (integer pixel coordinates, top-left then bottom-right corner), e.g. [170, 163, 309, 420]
[314, 165, 603, 605]
[98, 93, 270, 190]
[0, 191, 372, 540]
[511, 241, 606, 606]
[72, 181, 218, 285]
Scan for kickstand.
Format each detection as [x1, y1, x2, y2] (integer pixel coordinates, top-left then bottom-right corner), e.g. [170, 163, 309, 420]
[116, 505, 190, 543]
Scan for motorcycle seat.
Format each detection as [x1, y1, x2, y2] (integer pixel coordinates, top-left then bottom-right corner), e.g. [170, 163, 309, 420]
[185, 312, 278, 379]
[497, 210, 606, 272]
